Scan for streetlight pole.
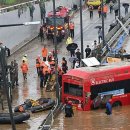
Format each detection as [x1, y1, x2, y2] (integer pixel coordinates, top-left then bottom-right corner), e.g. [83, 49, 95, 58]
[0, 47, 16, 130]
[80, 0, 84, 59]
[101, 0, 105, 47]
[118, 0, 121, 20]
[52, 0, 60, 104]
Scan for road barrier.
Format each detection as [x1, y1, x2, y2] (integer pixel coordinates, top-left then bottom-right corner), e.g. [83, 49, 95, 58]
[38, 99, 64, 130]
[101, 12, 130, 63]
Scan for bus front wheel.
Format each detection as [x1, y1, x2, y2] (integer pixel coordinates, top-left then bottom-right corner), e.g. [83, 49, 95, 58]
[112, 101, 122, 107]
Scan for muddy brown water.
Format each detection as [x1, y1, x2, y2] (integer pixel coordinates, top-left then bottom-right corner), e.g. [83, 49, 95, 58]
[52, 106, 130, 130]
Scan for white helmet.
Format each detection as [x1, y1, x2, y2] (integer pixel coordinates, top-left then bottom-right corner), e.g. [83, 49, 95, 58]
[24, 54, 27, 57]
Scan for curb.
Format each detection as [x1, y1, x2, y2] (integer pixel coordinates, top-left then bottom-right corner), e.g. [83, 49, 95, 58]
[10, 34, 38, 56]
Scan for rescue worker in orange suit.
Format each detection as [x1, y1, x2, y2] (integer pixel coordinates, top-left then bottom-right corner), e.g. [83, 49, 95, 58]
[103, 4, 108, 18]
[69, 22, 75, 38]
[21, 60, 28, 80]
[36, 56, 41, 76]
[65, 101, 74, 117]
[42, 45, 48, 61]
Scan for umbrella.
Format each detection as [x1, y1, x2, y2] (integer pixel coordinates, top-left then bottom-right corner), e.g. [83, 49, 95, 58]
[66, 43, 78, 51]
[122, 3, 129, 8]
[113, 4, 119, 11]
[69, 57, 78, 63]
[95, 25, 102, 29]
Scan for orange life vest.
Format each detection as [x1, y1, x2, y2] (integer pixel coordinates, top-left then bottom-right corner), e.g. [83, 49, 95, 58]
[21, 63, 28, 73]
[42, 48, 48, 57]
[69, 23, 74, 30]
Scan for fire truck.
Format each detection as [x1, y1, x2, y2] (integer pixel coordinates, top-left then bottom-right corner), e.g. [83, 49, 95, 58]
[46, 6, 70, 42]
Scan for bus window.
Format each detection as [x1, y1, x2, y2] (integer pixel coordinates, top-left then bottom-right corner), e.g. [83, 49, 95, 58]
[64, 82, 83, 97]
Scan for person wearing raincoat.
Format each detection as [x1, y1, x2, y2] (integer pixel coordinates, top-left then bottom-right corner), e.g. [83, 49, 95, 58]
[66, 37, 73, 45]
[105, 101, 112, 115]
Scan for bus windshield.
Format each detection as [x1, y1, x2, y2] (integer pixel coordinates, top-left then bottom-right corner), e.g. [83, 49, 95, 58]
[64, 82, 83, 97]
[46, 17, 65, 26]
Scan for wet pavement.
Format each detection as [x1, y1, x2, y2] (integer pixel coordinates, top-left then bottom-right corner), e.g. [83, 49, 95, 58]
[0, 0, 85, 50]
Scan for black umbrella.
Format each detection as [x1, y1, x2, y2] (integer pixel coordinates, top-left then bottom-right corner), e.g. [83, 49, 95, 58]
[113, 4, 119, 11]
[66, 43, 78, 51]
[69, 57, 78, 63]
[95, 25, 102, 29]
[122, 3, 129, 8]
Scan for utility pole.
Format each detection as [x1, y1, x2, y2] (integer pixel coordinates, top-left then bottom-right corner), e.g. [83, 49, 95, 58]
[52, 0, 60, 104]
[118, 0, 121, 20]
[0, 46, 16, 130]
[101, 0, 105, 47]
[80, 0, 84, 59]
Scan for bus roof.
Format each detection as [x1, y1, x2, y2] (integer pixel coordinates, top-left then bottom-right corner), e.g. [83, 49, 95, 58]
[64, 61, 130, 79]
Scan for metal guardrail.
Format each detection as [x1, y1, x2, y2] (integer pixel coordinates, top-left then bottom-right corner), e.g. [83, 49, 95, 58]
[0, 0, 37, 13]
[38, 99, 59, 130]
[101, 12, 130, 60]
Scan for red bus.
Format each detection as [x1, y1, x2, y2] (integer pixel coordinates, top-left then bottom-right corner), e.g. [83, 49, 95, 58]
[62, 62, 130, 111]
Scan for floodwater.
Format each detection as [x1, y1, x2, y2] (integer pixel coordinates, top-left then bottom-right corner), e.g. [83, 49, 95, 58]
[52, 106, 130, 130]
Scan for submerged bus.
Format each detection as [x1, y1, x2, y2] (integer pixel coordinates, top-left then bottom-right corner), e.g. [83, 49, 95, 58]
[62, 62, 130, 111]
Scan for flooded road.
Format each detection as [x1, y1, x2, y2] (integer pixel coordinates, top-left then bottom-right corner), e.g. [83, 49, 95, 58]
[52, 106, 130, 130]
[0, 38, 58, 130]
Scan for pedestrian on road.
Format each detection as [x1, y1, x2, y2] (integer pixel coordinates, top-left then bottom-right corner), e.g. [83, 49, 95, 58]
[65, 101, 74, 117]
[98, 5, 101, 18]
[74, 60, 80, 68]
[89, 5, 94, 19]
[39, 25, 44, 42]
[70, 49, 75, 57]
[18, 6, 21, 18]
[114, 9, 118, 19]
[62, 57, 68, 73]
[69, 22, 75, 38]
[21, 60, 28, 80]
[103, 4, 108, 18]
[85, 45, 91, 58]
[36, 56, 41, 76]
[75, 49, 81, 65]
[29, 4, 35, 20]
[124, 5, 129, 15]
[105, 101, 112, 115]
[39, 66, 44, 88]
[42, 45, 48, 61]
[44, 70, 50, 87]
[98, 28, 103, 43]
[109, 1, 114, 13]
[14, 60, 19, 86]
[10, 61, 15, 88]
[91, 40, 98, 57]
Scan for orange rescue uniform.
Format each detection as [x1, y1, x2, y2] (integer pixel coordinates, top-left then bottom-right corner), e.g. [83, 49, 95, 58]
[42, 48, 48, 58]
[21, 63, 28, 73]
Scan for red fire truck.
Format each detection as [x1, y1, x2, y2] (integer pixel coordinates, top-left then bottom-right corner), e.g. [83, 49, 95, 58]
[62, 61, 130, 111]
[46, 6, 69, 41]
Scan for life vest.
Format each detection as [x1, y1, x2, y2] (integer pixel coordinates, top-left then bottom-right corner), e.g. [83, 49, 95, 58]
[36, 59, 40, 68]
[103, 5, 108, 13]
[21, 63, 28, 73]
[42, 48, 48, 57]
[69, 23, 74, 30]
